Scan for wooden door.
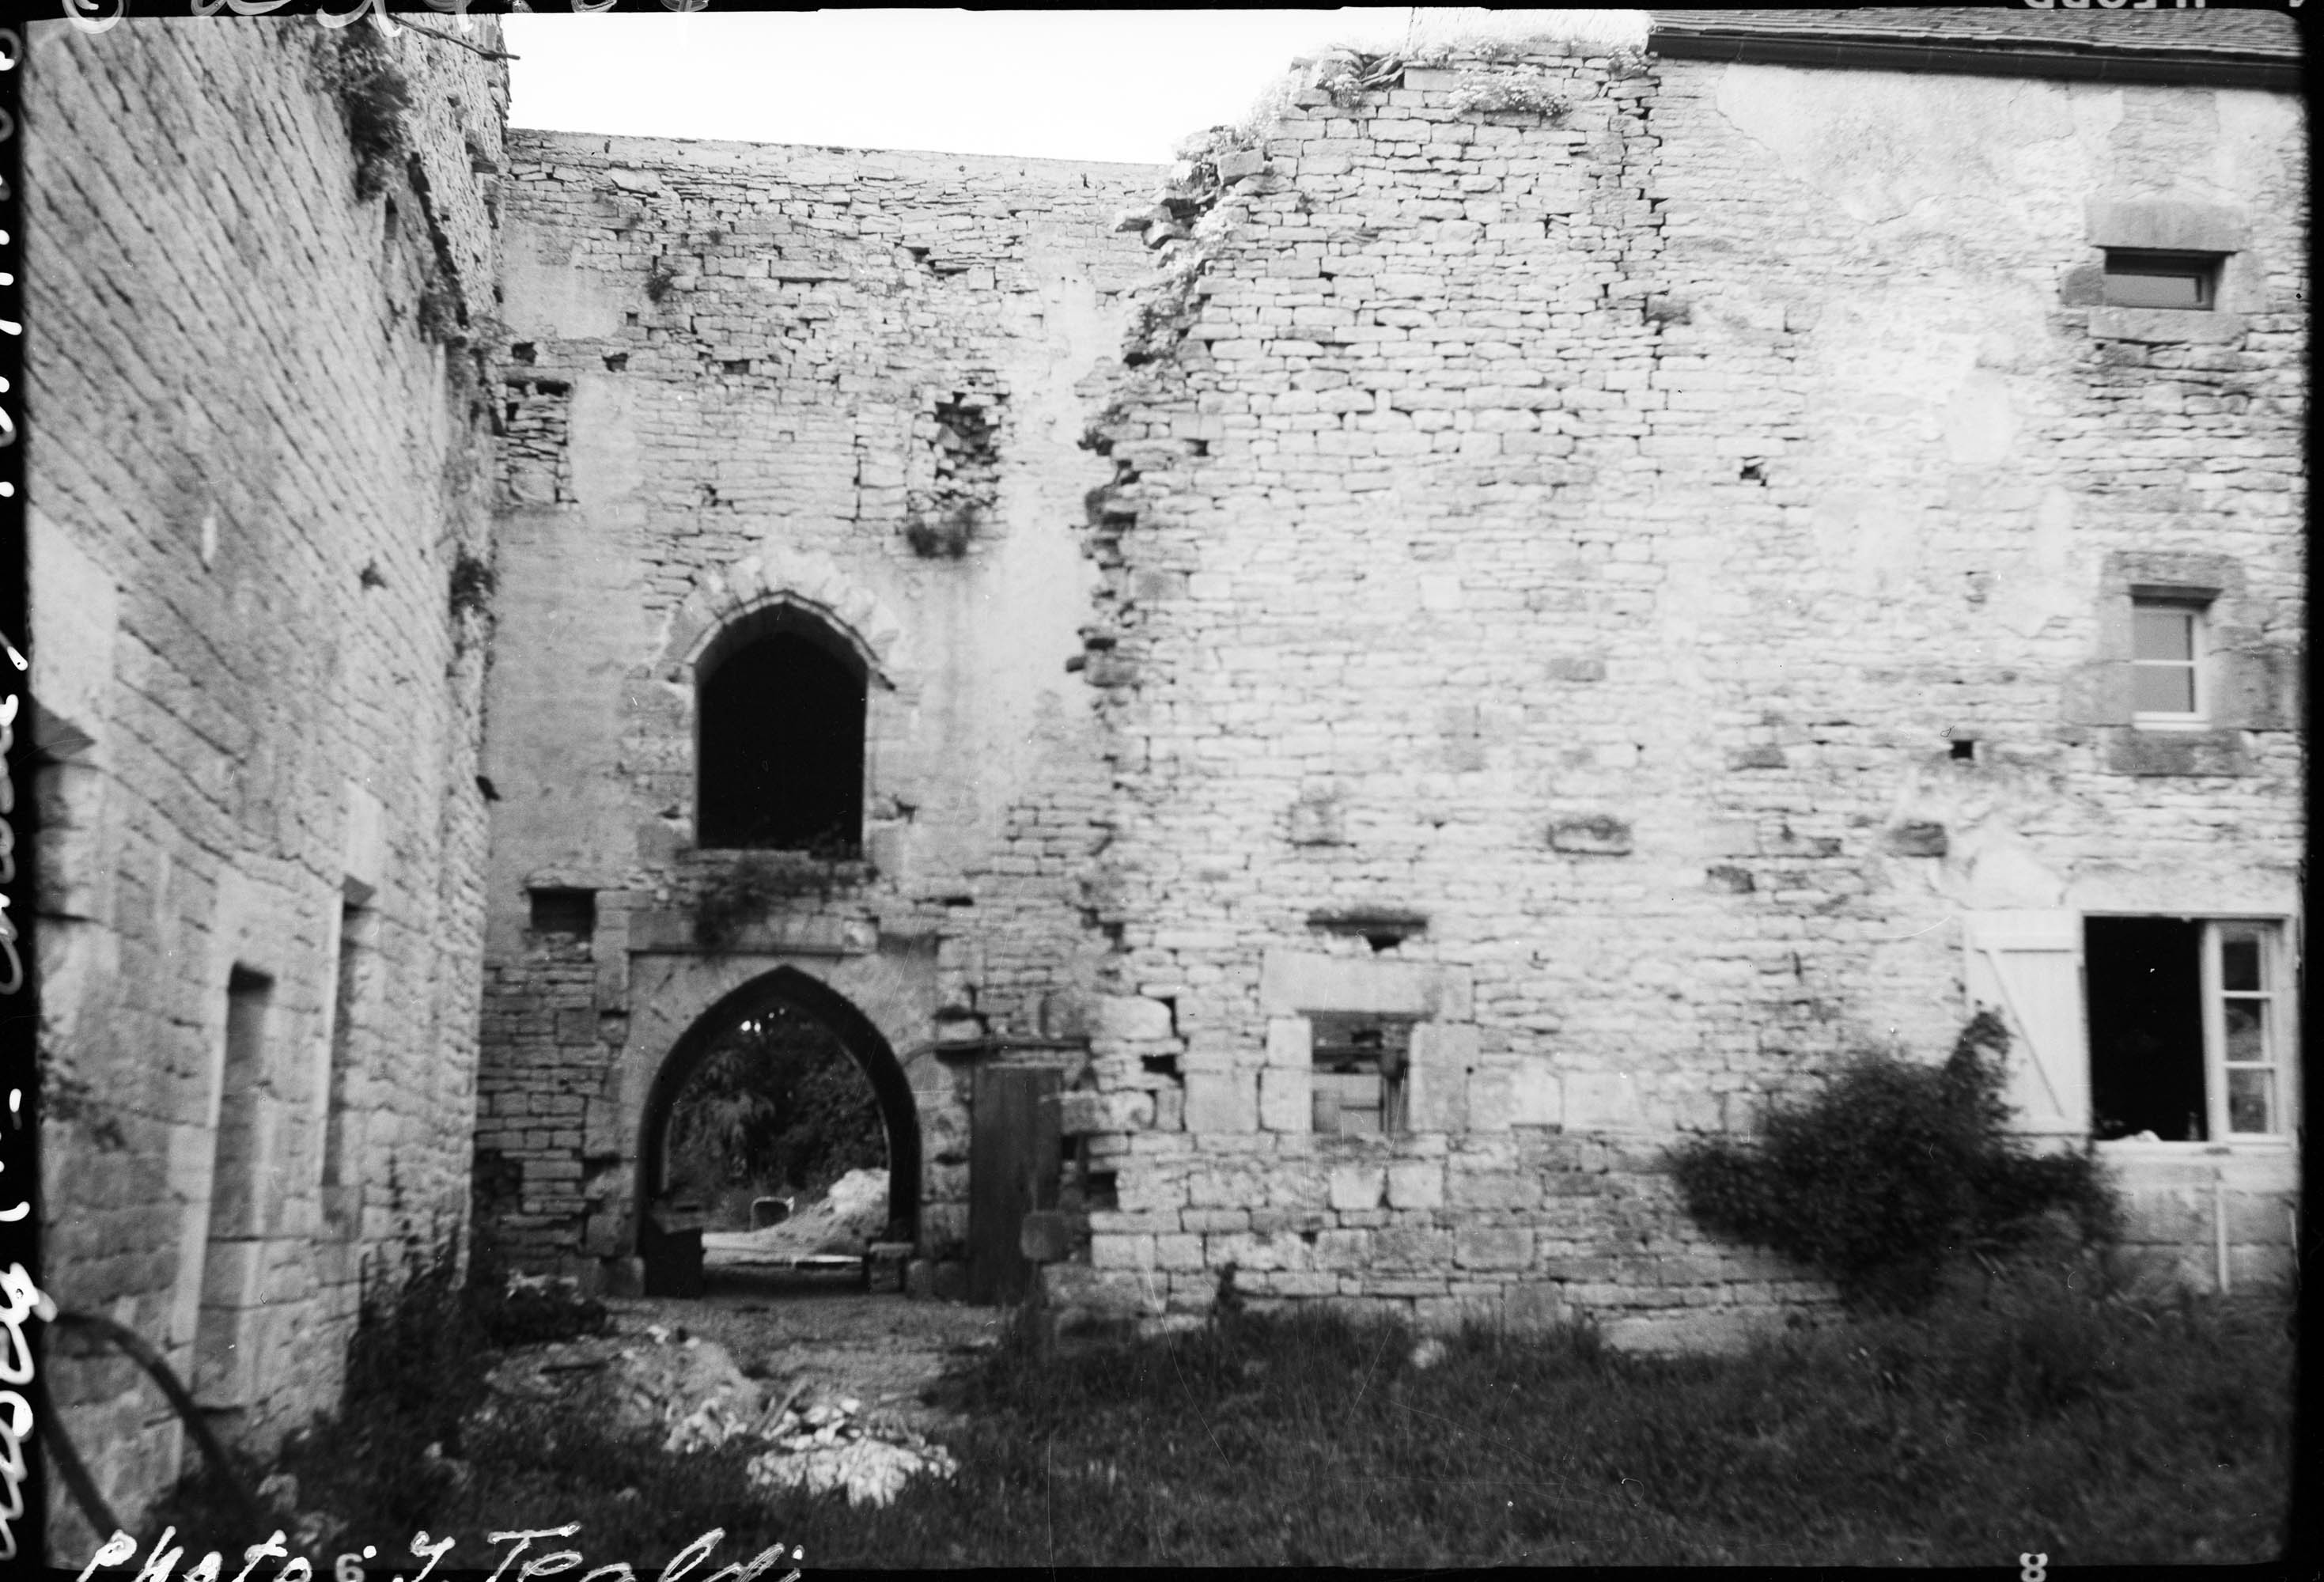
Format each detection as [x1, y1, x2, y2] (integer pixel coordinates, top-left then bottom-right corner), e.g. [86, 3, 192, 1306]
[969, 1065, 1062, 1305]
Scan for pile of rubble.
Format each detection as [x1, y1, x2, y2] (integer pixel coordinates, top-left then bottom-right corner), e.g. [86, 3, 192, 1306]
[745, 1397, 960, 1508]
[478, 1323, 958, 1507]
[702, 1168, 890, 1264]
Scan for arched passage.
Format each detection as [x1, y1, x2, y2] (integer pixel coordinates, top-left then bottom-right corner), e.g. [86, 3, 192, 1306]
[638, 967, 920, 1255]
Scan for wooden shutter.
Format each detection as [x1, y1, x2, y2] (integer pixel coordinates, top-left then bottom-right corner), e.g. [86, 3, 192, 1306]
[1963, 910, 2087, 1137]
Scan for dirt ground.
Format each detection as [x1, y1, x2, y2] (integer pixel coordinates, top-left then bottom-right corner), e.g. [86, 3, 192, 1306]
[600, 1266, 1010, 1434]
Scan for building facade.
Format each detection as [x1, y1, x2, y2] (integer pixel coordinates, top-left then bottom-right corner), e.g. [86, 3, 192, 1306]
[1062, 13, 2305, 1345]
[474, 133, 1155, 1293]
[26, 6, 2305, 1550]
[28, 14, 508, 1548]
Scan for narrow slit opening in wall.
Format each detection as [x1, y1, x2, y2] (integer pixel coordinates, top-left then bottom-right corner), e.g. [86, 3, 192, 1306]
[322, 903, 372, 1202]
[1309, 1012, 1415, 1135]
[196, 967, 275, 1413]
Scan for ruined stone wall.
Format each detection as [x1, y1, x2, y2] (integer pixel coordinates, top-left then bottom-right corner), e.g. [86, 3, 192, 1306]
[28, 15, 506, 1546]
[478, 133, 1155, 1283]
[1069, 43, 2303, 1345]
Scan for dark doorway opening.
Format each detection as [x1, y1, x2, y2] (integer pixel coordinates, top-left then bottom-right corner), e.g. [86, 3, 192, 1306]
[2086, 918, 2207, 1141]
[697, 619, 866, 853]
[639, 969, 918, 1292]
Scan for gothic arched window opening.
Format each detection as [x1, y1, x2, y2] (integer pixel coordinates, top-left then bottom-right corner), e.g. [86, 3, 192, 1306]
[697, 611, 867, 854]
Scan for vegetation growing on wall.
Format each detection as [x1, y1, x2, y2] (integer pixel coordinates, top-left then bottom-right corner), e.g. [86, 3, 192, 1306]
[449, 546, 495, 620]
[1445, 66, 1573, 119]
[690, 846, 872, 949]
[311, 23, 412, 202]
[1668, 1012, 2120, 1311]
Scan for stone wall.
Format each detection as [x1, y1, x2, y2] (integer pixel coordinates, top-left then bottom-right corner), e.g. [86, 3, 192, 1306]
[476, 134, 1156, 1283]
[28, 14, 506, 1546]
[1068, 41, 2304, 1344]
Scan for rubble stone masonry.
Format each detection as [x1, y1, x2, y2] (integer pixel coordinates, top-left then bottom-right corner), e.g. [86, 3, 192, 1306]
[1070, 43, 2303, 1345]
[478, 134, 1154, 1281]
[28, 16, 506, 1543]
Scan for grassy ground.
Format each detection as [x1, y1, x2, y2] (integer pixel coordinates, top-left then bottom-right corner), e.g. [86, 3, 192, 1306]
[148, 1262, 2295, 1571]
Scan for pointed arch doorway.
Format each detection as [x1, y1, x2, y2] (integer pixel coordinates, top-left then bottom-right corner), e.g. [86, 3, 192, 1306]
[638, 967, 920, 1284]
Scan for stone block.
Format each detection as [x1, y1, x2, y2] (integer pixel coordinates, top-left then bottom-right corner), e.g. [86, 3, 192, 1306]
[1565, 1070, 1650, 1132]
[1508, 1061, 1562, 1127]
[1185, 1071, 1259, 1133]
[1886, 822, 1948, 857]
[1386, 1161, 1444, 1209]
[1138, 1233, 1194, 1271]
[1549, 815, 1633, 854]
[2102, 729, 2250, 778]
[1259, 948, 1470, 1018]
[1264, 1016, 1312, 1067]
[1327, 1163, 1385, 1212]
[1098, 995, 1176, 1043]
[1467, 1059, 1517, 1132]
[1092, 1232, 1156, 1271]
[1502, 1283, 1568, 1332]
[1259, 1066, 1311, 1132]
[1374, 1224, 1455, 1269]
[1455, 1225, 1534, 1271]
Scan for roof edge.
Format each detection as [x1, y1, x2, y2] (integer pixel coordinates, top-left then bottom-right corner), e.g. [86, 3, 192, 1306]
[1648, 25, 2303, 91]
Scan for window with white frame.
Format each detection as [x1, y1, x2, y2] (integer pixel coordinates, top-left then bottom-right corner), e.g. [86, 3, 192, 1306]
[2085, 918, 2289, 1142]
[2130, 596, 2207, 725]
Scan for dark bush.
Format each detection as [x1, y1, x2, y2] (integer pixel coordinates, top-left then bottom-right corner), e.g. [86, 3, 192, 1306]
[1669, 1012, 2118, 1310]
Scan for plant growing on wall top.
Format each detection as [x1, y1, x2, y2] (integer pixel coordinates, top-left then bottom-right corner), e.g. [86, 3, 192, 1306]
[1314, 51, 1405, 108]
[1447, 66, 1574, 120]
[1667, 1012, 2119, 1312]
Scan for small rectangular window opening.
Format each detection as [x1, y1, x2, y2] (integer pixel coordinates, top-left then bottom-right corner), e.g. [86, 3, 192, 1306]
[529, 887, 597, 937]
[1309, 1013, 1414, 1135]
[2102, 250, 2220, 312]
[2086, 918, 2284, 1142]
[2130, 597, 2205, 724]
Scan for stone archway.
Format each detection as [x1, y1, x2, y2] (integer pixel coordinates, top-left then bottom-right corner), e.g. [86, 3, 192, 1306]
[637, 967, 921, 1254]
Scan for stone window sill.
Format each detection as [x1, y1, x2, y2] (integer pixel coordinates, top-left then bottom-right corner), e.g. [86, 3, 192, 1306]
[2087, 305, 2245, 345]
[2099, 727, 2249, 777]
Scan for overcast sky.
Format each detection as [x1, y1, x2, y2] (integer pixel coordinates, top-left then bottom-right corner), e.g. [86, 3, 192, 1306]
[502, 10, 1403, 165]
[502, 9, 1436, 165]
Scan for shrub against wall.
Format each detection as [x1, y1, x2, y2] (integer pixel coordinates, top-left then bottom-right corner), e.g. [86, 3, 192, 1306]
[1669, 1012, 2119, 1310]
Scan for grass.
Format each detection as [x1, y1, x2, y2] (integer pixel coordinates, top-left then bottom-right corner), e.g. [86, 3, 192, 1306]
[142, 1253, 2293, 1572]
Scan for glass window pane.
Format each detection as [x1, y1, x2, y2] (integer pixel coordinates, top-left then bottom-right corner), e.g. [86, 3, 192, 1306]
[2133, 663, 2196, 714]
[2224, 998, 2268, 1065]
[2226, 1067, 2273, 1134]
[2220, 934, 2264, 992]
[2133, 607, 2193, 661]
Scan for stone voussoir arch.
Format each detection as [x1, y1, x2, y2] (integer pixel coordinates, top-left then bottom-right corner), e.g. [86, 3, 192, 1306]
[660, 551, 912, 691]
